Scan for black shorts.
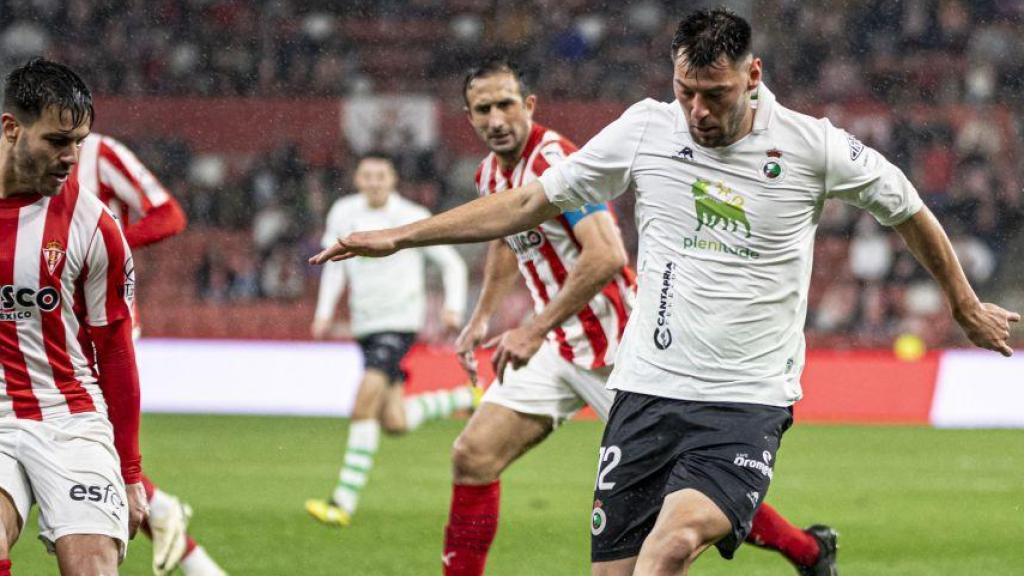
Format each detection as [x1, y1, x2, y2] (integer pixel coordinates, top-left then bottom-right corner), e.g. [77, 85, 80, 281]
[357, 332, 416, 383]
[590, 391, 793, 562]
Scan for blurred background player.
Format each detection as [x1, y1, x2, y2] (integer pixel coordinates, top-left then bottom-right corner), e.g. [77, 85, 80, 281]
[73, 132, 225, 575]
[305, 151, 474, 527]
[444, 58, 837, 576]
[0, 58, 146, 576]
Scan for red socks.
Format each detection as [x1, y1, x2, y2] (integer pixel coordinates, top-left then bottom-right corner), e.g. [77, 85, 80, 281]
[442, 481, 500, 576]
[747, 503, 821, 567]
[184, 534, 198, 558]
[0, 558, 11, 575]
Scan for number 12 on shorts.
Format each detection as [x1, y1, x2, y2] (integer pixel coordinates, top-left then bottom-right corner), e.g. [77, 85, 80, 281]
[595, 445, 621, 490]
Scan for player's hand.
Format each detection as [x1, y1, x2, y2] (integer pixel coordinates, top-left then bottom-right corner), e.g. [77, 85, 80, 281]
[455, 318, 488, 386]
[308, 230, 401, 265]
[487, 322, 546, 384]
[954, 301, 1020, 357]
[311, 317, 332, 340]
[125, 481, 148, 539]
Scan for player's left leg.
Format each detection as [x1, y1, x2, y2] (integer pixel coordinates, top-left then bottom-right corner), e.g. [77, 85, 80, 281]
[53, 534, 119, 576]
[141, 475, 227, 576]
[379, 381, 478, 434]
[631, 489, 731, 575]
[747, 503, 838, 575]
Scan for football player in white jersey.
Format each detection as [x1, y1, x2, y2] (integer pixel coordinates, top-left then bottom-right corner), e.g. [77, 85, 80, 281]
[437, 59, 837, 576]
[305, 152, 474, 528]
[312, 10, 1018, 576]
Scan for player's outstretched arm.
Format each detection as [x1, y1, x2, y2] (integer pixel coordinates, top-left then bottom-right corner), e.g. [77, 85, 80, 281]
[894, 206, 1020, 356]
[309, 181, 560, 264]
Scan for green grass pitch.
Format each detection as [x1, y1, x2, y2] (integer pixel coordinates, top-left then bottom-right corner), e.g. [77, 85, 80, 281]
[9, 415, 1024, 575]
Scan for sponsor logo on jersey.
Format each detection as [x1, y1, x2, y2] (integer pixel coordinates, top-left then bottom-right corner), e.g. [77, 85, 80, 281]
[676, 146, 694, 161]
[0, 285, 61, 320]
[691, 179, 752, 238]
[68, 483, 124, 508]
[43, 241, 65, 275]
[653, 262, 674, 350]
[119, 256, 136, 302]
[733, 452, 774, 479]
[505, 230, 544, 257]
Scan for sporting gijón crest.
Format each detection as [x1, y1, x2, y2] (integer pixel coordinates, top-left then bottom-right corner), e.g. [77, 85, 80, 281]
[43, 241, 65, 275]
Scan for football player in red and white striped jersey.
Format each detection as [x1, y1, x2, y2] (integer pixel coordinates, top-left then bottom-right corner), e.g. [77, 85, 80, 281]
[436, 60, 832, 576]
[74, 135, 226, 576]
[0, 58, 145, 576]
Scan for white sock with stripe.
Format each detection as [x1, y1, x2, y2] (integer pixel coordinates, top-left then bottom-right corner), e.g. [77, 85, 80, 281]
[403, 386, 476, 431]
[332, 418, 380, 514]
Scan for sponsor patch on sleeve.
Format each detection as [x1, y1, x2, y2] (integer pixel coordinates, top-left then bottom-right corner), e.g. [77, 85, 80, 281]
[846, 133, 865, 161]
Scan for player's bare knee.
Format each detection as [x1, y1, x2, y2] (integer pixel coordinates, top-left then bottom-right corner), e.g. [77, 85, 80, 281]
[380, 420, 407, 436]
[451, 435, 499, 483]
[649, 525, 703, 567]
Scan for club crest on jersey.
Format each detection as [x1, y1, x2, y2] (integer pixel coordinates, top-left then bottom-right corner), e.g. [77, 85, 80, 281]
[591, 499, 607, 535]
[43, 241, 65, 275]
[760, 148, 786, 182]
[691, 180, 752, 238]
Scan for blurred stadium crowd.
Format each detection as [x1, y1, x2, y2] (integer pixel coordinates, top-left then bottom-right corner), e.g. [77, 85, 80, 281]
[2, 0, 1021, 346]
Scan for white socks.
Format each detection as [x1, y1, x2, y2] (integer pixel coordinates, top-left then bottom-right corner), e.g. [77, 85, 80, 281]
[332, 419, 381, 514]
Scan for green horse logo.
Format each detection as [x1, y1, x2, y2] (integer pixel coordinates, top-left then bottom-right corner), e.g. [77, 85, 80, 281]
[691, 179, 751, 238]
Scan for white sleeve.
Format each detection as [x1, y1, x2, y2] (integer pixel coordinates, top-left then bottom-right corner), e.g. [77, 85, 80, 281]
[824, 121, 924, 226]
[423, 245, 468, 318]
[320, 201, 347, 249]
[314, 262, 346, 321]
[538, 99, 653, 211]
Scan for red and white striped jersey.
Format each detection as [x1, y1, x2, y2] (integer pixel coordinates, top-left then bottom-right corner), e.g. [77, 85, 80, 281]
[475, 123, 634, 369]
[0, 174, 134, 420]
[75, 133, 174, 225]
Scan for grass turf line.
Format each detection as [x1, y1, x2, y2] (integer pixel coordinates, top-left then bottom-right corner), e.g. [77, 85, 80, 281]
[9, 415, 1024, 575]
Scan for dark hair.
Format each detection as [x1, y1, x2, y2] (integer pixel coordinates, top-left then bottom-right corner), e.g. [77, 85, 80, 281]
[3, 58, 93, 128]
[357, 150, 395, 166]
[462, 58, 530, 107]
[671, 9, 752, 68]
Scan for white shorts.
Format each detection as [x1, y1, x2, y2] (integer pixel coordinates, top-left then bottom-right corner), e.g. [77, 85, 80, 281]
[0, 412, 128, 559]
[483, 342, 614, 426]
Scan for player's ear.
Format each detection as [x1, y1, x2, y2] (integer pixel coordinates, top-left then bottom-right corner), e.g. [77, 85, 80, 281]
[1, 113, 21, 144]
[747, 57, 762, 91]
[524, 94, 537, 115]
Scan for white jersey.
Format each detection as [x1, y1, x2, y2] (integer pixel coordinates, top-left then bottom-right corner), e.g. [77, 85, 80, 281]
[315, 193, 467, 338]
[476, 123, 634, 370]
[539, 84, 923, 406]
[0, 178, 134, 420]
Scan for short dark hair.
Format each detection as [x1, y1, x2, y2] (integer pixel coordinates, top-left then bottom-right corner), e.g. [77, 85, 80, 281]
[3, 58, 93, 128]
[462, 58, 530, 107]
[357, 150, 395, 167]
[671, 9, 752, 68]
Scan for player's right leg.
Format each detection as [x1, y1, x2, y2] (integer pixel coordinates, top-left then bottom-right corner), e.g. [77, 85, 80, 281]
[53, 534, 120, 576]
[306, 365, 390, 526]
[0, 484, 23, 576]
[443, 343, 589, 576]
[442, 403, 552, 576]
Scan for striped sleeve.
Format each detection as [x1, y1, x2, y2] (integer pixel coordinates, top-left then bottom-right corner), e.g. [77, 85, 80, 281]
[97, 136, 172, 217]
[83, 209, 135, 327]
